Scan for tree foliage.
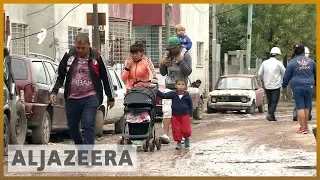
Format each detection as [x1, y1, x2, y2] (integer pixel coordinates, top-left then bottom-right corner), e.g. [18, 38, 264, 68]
[216, 4, 316, 60]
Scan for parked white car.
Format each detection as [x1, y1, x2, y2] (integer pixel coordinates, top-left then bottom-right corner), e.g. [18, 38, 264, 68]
[95, 66, 126, 136]
[207, 74, 265, 114]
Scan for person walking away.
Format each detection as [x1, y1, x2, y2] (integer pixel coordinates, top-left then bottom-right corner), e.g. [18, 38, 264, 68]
[159, 36, 192, 144]
[292, 46, 313, 121]
[258, 47, 286, 121]
[121, 41, 157, 92]
[165, 24, 192, 63]
[156, 78, 192, 149]
[191, 79, 201, 88]
[50, 33, 116, 150]
[282, 44, 316, 134]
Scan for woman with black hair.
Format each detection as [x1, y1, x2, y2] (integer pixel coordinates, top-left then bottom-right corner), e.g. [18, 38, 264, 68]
[282, 44, 316, 134]
[121, 41, 157, 92]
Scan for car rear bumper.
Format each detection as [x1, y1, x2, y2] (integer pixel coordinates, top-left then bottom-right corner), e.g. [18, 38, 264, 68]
[24, 102, 48, 128]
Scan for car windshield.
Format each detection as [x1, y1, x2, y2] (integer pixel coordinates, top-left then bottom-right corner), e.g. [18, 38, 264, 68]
[216, 77, 252, 90]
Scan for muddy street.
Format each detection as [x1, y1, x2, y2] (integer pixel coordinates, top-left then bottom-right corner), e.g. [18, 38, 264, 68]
[4, 101, 317, 176]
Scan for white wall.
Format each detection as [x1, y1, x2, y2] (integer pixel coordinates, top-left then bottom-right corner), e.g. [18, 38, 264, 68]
[27, 4, 55, 58]
[180, 4, 210, 94]
[4, 4, 110, 61]
[4, 4, 29, 24]
[53, 4, 109, 61]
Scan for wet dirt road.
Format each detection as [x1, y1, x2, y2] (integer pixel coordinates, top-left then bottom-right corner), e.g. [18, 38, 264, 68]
[4, 101, 317, 176]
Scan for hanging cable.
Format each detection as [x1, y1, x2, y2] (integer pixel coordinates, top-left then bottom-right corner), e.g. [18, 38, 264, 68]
[12, 4, 82, 40]
[27, 4, 54, 16]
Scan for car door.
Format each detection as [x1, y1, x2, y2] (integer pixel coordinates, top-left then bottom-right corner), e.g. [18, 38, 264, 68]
[112, 69, 126, 113]
[186, 78, 199, 109]
[32, 61, 51, 105]
[253, 77, 264, 106]
[106, 68, 124, 120]
[43, 61, 67, 129]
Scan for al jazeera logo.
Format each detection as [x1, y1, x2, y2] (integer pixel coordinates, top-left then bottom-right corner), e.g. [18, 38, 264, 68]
[7, 144, 137, 172]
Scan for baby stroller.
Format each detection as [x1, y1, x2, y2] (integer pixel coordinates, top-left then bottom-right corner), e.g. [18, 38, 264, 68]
[117, 80, 161, 152]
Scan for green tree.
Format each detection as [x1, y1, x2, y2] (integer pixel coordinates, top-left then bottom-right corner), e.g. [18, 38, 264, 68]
[216, 4, 316, 60]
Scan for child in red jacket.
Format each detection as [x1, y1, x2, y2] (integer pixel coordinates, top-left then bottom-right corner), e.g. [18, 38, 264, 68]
[156, 78, 193, 150]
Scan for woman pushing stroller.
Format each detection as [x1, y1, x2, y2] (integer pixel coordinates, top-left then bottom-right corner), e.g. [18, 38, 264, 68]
[121, 41, 158, 92]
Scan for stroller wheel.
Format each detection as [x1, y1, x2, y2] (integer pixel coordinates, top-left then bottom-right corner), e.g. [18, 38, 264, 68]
[155, 137, 161, 150]
[149, 139, 155, 152]
[142, 139, 148, 152]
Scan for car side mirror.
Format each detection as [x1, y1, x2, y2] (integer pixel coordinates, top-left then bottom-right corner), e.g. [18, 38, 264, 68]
[113, 85, 118, 91]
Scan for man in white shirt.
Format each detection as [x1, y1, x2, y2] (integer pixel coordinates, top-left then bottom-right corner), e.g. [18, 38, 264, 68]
[258, 47, 286, 121]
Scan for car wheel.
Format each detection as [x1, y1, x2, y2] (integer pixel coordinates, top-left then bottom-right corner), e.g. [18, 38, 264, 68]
[9, 101, 27, 145]
[258, 99, 265, 113]
[115, 116, 125, 134]
[246, 101, 256, 114]
[4, 114, 9, 156]
[95, 110, 104, 137]
[193, 99, 204, 120]
[32, 111, 51, 144]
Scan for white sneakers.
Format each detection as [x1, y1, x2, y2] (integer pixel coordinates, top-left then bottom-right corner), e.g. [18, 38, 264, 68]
[160, 134, 170, 144]
[160, 134, 185, 144]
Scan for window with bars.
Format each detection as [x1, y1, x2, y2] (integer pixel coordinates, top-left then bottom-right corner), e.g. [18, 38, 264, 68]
[68, 26, 82, 48]
[11, 23, 29, 55]
[161, 26, 176, 55]
[197, 41, 204, 67]
[131, 26, 176, 67]
[108, 18, 132, 66]
[132, 26, 160, 65]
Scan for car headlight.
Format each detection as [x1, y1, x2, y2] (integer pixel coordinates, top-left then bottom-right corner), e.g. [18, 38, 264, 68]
[241, 97, 248, 103]
[211, 97, 217, 103]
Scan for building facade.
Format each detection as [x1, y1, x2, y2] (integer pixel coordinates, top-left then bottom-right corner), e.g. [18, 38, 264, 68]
[4, 3, 210, 93]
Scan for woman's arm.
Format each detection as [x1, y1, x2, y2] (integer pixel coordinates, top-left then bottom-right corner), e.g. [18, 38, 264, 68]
[282, 62, 293, 89]
[146, 57, 157, 81]
[121, 59, 130, 82]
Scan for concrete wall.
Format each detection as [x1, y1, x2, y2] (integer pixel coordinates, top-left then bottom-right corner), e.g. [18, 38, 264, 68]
[53, 4, 109, 61]
[27, 4, 55, 59]
[4, 4, 110, 61]
[180, 4, 210, 94]
[4, 4, 29, 24]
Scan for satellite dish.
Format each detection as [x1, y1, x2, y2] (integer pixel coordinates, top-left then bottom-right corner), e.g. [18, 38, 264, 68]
[37, 28, 47, 44]
[6, 35, 11, 49]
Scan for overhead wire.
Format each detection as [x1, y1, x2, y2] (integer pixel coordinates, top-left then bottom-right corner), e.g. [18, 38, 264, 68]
[27, 4, 54, 16]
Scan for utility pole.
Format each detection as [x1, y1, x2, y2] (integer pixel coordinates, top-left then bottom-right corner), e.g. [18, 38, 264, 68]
[165, 4, 171, 45]
[211, 4, 217, 90]
[93, 4, 101, 51]
[245, 4, 253, 74]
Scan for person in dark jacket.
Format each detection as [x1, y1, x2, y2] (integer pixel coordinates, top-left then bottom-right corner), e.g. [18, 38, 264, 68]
[50, 33, 116, 146]
[292, 46, 313, 121]
[282, 44, 316, 134]
[191, 79, 201, 88]
[156, 78, 193, 150]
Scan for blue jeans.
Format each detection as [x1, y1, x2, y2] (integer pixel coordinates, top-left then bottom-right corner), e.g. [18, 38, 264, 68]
[292, 85, 314, 110]
[66, 95, 99, 145]
[293, 90, 313, 120]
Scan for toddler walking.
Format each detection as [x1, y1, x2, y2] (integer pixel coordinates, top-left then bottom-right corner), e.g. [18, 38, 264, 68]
[165, 24, 192, 61]
[156, 78, 193, 149]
